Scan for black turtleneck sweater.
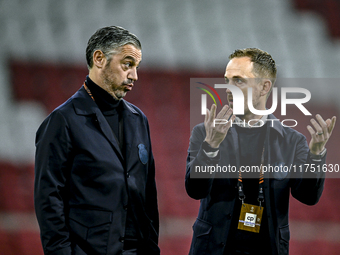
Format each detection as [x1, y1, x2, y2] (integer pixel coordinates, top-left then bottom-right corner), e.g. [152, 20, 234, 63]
[85, 76, 122, 143]
[225, 124, 272, 255]
[85, 76, 139, 241]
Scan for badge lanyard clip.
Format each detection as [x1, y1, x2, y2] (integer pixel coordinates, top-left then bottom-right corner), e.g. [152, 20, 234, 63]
[238, 182, 246, 206]
[258, 187, 264, 208]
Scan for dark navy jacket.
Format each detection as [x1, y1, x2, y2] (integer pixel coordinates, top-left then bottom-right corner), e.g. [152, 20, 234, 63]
[34, 86, 159, 255]
[185, 114, 325, 255]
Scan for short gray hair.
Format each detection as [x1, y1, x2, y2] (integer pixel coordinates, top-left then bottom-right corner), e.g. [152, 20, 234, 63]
[86, 26, 141, 69]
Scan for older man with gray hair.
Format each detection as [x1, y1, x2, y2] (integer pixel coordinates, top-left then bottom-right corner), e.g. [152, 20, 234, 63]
[34, 26, 159, 255]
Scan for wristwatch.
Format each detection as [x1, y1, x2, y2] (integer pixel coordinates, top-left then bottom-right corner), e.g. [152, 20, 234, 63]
[202, 141, 219, 158]
[309, 148, 327, 160]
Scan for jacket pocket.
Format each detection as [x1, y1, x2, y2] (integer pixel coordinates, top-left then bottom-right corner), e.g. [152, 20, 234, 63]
[191, 218, 212, 255]
[68, 208, 112, 255]
[279, 224, 290, 255]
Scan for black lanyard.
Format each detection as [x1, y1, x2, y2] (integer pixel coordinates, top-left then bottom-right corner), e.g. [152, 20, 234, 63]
[237, 144, 266, 207]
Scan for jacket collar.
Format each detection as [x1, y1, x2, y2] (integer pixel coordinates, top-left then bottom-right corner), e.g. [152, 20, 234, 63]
[71, 86, 140, 164]
[72, 86, 140, 116]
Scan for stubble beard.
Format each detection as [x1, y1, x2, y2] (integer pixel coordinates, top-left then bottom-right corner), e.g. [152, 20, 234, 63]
[101, 67, 126, 101]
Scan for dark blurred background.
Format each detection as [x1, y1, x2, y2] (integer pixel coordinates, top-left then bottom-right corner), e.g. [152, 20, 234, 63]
[0, 0, 340, 254]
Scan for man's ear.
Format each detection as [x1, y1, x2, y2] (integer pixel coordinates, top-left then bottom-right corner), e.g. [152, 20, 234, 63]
[92, 50, 106, 69]
[261, 79, 272, 97]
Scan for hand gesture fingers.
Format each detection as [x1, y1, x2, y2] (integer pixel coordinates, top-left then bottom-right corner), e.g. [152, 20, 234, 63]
[205, 104, 217, 124]
[326, 116, 336, 135]
[308, 114, 336, 155]
[204, 104, 235, 148]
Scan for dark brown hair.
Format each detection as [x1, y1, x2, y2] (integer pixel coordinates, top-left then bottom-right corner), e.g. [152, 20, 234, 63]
[229, 48, 277, 83]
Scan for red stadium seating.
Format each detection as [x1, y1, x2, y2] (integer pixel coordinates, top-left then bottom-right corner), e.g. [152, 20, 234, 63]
[0, 162, 35, 212]
[294, 0, 340, 38]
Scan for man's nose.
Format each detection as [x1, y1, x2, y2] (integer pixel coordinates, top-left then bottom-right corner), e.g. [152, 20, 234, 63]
[128, 68, 138, 81]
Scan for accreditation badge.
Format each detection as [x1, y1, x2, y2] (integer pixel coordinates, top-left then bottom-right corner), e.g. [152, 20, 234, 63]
[237, 203, 263, 233]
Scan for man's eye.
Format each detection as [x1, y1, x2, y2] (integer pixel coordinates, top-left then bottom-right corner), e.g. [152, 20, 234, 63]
[124, 62, 132, 67]
[235, 78, 243, 84]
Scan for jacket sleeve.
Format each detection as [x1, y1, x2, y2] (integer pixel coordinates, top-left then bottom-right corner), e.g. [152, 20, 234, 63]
[143, 120, 160, 254]
[34, 111, 73, 255]
[290, 134, 326, 205]
[185, 124, 221, 200]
